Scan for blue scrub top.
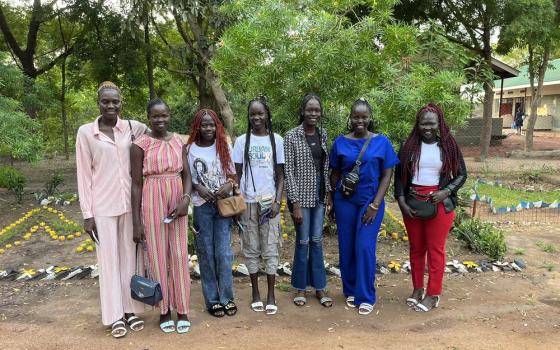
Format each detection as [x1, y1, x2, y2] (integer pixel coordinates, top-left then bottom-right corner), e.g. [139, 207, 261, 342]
[329, 134, 399, 205]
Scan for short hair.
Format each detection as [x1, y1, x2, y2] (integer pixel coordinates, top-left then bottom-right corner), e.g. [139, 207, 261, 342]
[146, 98, 170, 116]
[97, 81, 121, 99]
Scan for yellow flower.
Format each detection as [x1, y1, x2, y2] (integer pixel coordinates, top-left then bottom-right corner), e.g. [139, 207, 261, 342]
[14, 241, 21, 246]
[47, 207, 53, 212]
[0, 248, 4, 254]
[391, 232, 399, 240]
[5, 244, 13, 249]
[75, 232, 82, 237]
[402, 236, 409, 241]
[39, 222, 45, 227]
[76, 246, 84, 253]
[282, 233, 288, 240]
[86, 245, 94, 252]
[85, 238, 93, 244]
[52, 235, 58, 240]
[52, 209, 58, 214]
[58, 236, 65, 241]
[67, 235, 74, 240]
[23, 235, 31, 241]
[388, 261, 401, 271]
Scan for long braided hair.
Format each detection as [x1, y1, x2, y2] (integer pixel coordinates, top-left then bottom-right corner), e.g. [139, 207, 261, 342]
[186, 108, 234, 176]
[399, 103, 460, 184]
[243, 99, 278, 189]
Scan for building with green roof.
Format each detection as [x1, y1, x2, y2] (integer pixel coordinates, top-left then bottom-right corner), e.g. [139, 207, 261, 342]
[493, 58, 560, 131]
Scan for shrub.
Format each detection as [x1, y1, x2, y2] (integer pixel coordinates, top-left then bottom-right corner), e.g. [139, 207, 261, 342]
[0, 166, 26, 203]
[453, 218, 507, 261]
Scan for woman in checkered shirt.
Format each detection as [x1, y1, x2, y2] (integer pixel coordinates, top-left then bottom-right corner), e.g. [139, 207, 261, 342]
[284, 94, 333, 308]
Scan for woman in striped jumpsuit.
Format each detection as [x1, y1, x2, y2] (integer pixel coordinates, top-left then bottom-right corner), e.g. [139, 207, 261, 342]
[131, 98, 192, 334]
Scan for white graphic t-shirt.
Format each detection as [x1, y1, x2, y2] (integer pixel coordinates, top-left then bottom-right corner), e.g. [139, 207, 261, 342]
[232, 133, 285, 203]
[187, 142, 234, 206]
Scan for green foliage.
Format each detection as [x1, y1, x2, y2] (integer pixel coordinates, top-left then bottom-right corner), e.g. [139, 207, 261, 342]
[45, 172, 65, 197]
[0, 166, 26, 203]
[453, 218, 507, 261]
[213, 0, 470, 140]
[0, 95, 44, 162]
[536, 241, 557, 254]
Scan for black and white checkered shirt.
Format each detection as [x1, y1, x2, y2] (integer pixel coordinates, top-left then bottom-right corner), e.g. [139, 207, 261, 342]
[284, 125, 331, 207]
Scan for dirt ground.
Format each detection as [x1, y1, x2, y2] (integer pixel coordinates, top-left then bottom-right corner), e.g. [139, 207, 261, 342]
[1, 139, 560, 349]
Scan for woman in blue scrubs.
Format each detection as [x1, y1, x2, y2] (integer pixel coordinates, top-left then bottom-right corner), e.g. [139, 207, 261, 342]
[329, 99, 398, 315]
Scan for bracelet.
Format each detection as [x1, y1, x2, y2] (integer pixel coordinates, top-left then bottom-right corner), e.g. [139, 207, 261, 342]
[182, 193, 191, 201]
[368, 202, 379, 211]
[445, 188, 452, 196]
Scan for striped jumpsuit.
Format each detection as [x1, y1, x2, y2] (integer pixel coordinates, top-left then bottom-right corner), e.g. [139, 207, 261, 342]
[133, 133, 190, 315]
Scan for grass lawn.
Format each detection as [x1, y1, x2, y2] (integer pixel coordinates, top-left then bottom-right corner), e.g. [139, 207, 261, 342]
[472, 181, 560, 208]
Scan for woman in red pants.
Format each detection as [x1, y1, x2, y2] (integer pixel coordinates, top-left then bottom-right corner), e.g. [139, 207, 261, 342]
[394, 103, 467, 312]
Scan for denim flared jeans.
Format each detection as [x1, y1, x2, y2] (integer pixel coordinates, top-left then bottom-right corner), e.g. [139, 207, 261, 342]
[289, 177, 327, 291]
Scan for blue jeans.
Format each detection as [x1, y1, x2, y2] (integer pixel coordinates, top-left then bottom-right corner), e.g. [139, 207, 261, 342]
[289, 177, 327, 291]
[193, 203, 234, 309]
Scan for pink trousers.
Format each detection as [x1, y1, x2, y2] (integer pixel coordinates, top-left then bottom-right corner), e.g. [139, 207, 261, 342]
[95, 213, 144, 325]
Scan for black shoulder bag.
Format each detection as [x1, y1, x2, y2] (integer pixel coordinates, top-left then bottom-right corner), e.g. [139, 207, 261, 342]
[130, 243, 163, 306]
[340, 135, 372, 199]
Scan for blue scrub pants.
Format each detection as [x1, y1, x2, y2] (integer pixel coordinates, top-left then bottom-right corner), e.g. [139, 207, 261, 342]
[334, 192, 384, 306]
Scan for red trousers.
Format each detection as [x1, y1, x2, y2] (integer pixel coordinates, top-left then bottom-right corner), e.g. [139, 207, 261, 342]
[403, 185, 455, 296]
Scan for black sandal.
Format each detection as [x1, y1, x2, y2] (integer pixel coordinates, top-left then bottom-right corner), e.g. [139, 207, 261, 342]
[209, 303, 225, 318]
[224, 301, 238, 316]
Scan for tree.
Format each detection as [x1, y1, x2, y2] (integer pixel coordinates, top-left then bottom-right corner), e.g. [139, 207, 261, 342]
[498, 0, 560, 151]
[213, 0, 470, 139]
[0, 0, 93, 117]
[394, 0, 509, 160]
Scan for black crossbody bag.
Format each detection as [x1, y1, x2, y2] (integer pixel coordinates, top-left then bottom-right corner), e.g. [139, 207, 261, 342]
[406, 188, 437, 219]
[340, 135, 372, 199]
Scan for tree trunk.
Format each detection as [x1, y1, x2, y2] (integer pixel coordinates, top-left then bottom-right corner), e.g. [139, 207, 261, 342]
[206, 69, 234, 131]
[143, 5, 156, 100]
[196, 62, 214, 108]
[23, 77, 38, 119]
[61, 57, 69, 160]
[478, 35, 494, 161]
[525, 44, 550, 151]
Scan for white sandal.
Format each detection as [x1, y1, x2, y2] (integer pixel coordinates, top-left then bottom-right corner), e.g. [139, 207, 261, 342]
[406, 289, 426, 307]
[345, 296, 356, 308]
[125, 315, 144, 332]
[265, 304, 278, 315]
[251, 301, 264, 312]
[111, 320, 127, 338]
[358, 303, 374, 315]
[415, 296, 440, 312]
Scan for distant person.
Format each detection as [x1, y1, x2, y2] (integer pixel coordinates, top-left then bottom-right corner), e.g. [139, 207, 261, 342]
[186, 109, 238, 318]
[329, 99, 399, 315]
[131, 98, 192, 334]
[515, 108, 524, 135]
[233, 98, 285, 315]
[284, 94, 333, 308]
[395, 103, 467, 312]
[76, 81, 146, 338]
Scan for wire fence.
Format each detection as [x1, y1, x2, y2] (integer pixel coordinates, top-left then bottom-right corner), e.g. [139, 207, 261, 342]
[470, 201, 560, 224]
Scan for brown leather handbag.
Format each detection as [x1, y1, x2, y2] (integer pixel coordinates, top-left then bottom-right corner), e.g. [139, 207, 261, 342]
[216, 183, 247, 217]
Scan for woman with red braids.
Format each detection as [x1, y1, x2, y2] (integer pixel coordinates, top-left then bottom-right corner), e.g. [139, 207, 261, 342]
[394, 103, 467, 312]
[186, 109, 238, 318]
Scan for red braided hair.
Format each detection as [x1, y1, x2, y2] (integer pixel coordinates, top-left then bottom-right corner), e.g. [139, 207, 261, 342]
[186, 109, 234, 176]
[399, 103, 460, 185]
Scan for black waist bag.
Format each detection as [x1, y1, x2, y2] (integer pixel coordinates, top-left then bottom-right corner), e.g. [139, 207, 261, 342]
[340, 135, 372, 199]
[406, 189, 437, 219]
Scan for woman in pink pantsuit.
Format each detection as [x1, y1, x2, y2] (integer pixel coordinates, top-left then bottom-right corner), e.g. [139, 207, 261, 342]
[75, 81, 147, 338]
[131, 98, 193, 334]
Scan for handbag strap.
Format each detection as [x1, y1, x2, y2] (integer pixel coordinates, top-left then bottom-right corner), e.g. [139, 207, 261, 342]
[354, 134, 373, 167]
[128, 119, 136, 142]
